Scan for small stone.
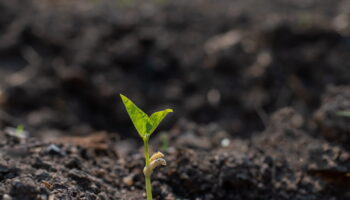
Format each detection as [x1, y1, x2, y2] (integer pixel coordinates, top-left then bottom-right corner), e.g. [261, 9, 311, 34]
[221, 138, 230, 147]
[47, 144, 65, 156]
[123, 175, 134, 186]
[3, 194, 12, 200]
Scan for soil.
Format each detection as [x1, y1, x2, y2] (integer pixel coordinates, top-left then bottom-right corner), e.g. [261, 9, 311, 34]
[1, 0, 350, 199]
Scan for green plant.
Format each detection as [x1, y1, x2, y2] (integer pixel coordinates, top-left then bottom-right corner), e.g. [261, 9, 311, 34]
[120, 94, 173, 200]
[15, 124, 27, 139]
[16, 124, 24, 136]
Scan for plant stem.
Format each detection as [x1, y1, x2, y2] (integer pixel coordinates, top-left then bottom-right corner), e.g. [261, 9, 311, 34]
[145, 175, 152, 200]
[144, 138, 152, 200]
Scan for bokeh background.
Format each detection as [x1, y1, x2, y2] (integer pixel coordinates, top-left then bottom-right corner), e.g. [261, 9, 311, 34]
[0, 0, 350, 141]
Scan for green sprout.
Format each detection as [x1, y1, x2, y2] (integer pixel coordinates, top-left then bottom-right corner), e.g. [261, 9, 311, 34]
[120, 94, 173, 200]
[16, 124, 24, 133]
[15, 124, 26, 138]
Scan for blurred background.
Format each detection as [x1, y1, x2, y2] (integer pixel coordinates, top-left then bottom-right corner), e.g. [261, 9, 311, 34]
[0, 0, 350, 142]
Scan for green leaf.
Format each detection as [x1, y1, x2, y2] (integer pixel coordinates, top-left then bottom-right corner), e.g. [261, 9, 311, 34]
[149, 109, 173, 135]
[120, 94, 173, 140]
[120, 94, 152, 139]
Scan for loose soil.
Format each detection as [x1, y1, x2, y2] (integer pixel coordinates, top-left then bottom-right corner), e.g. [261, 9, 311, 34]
[0, 0, 350, 199]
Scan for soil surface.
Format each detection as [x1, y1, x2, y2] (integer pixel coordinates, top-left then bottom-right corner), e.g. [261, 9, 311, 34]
[1, 0, 350, 199]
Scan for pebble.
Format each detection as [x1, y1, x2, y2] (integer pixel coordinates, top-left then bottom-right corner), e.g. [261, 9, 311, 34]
[47, 144, 66, 156]
[122, 175, 134, 186]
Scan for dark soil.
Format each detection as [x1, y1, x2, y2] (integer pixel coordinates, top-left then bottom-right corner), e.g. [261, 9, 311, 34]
[1, 0, 350, 199]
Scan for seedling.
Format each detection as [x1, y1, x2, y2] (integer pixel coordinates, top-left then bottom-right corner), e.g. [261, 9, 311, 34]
[120, 94, 173, 200]
[5, 124, 28, 140]
[16, 124, 25, 137]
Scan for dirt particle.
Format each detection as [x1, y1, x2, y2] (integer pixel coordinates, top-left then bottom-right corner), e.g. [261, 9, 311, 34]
[9, 182, 41, 200]
[0, 165, 19, 181]
[123, 174, 134, 186]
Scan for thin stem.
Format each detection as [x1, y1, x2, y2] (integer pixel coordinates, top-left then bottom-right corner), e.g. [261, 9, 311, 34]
[144, 138, 152, 200]
[144, 138, 150, 165]
[145, 175, 152, 200]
